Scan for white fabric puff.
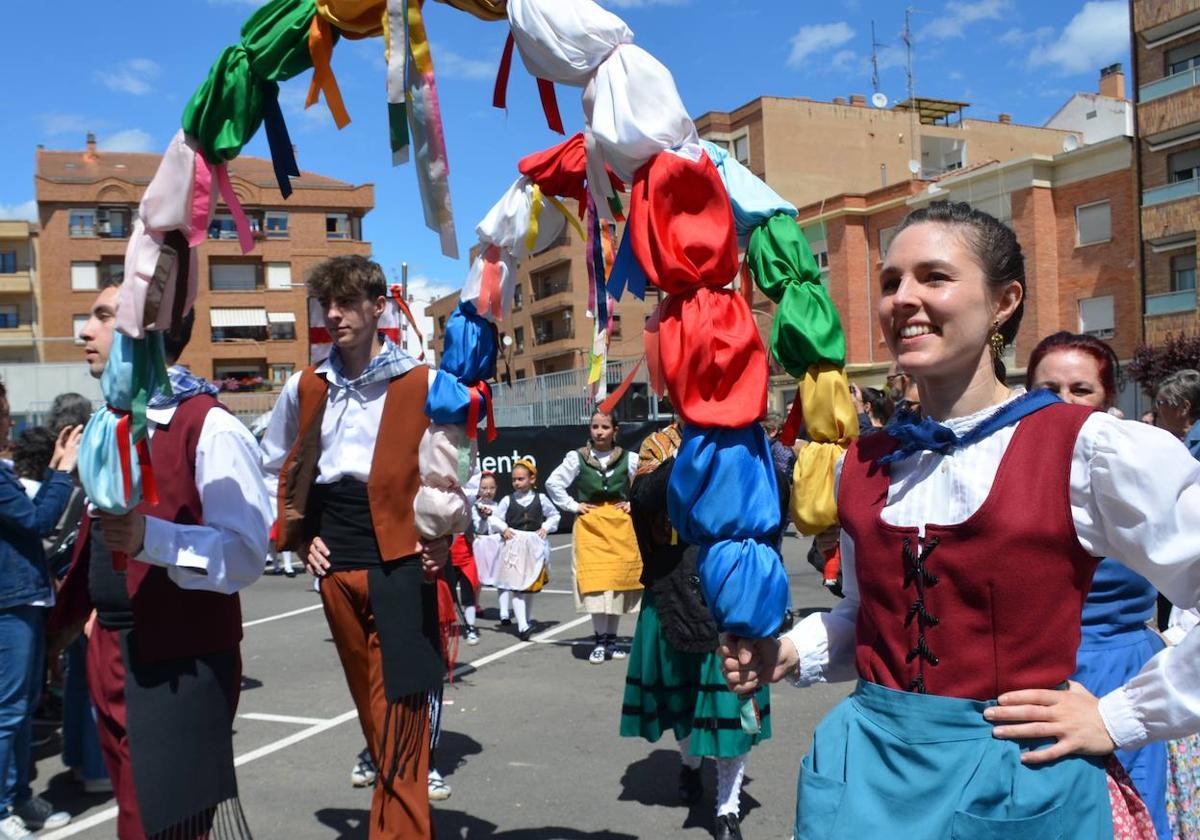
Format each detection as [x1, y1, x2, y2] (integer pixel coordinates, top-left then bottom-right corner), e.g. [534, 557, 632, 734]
[139, 130, 198, 234]
[459, 248, 518, 323]
[414, 423, 473, 538]
[475, 176, 568, 259]
[583, 43, 698, 183]
[507, 0, 632, 87]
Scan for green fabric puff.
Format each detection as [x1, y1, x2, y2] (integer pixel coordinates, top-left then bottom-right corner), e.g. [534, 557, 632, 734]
[182, 45, 270, 163]
[747, 212, 846, 375]
[241, 0, 320, 82]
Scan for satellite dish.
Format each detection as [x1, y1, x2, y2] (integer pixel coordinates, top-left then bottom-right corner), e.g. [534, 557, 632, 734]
[871, 92, 889, 108]
[1062, 135, 1080, 152]
[908, 160, 921, 175]
[502, 334, 514, 347]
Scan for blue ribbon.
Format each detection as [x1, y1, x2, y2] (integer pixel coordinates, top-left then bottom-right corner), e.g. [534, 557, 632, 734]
[262, 83, 300, 199]
[606, 230, 647, 301]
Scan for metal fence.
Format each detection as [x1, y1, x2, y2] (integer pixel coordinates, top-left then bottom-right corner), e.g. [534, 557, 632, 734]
[491, 357, 670, 427]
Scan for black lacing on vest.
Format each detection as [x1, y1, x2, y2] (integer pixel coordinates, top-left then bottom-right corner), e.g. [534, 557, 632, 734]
[902, 535, 941, 693]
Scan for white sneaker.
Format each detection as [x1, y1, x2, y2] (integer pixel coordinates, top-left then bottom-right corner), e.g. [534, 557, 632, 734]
[427, 769, 451, 801]
[588, 644, 607, 664]
[0, 815, 34, 840]
[350, 748, 377, 788]
[12, 796, 71, 831]
[465, 627, 480, 646]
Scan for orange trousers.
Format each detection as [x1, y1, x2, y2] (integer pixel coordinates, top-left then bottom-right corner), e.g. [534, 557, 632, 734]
[320, 570, 433, 839]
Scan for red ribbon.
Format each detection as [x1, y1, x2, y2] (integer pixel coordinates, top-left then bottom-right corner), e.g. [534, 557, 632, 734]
[115, 412, 133, 506]
[466, 382, 497, 443]
[478, 246, 504, 321]
[598, 357, 644, 416]
[136, 438, 159, 508]
[780, 393, 805, 447]
[537, 78, 565, 135]
[389, 284, 426, 360]
[493, 32, 515, 110]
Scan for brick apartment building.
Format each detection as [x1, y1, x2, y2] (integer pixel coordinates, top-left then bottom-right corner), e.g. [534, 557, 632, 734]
[1130, 0, 1200, 345]
[34, 135, 373, 388]
[0, 220, 39, 363]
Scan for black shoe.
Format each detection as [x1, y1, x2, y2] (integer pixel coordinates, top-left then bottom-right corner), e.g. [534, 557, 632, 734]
[713, 813, 742, 840]
[285, 568, 297, 578]
[678, 765, 703, 805]
[499, 617, 513, 627]
[518, 624, 534, 642]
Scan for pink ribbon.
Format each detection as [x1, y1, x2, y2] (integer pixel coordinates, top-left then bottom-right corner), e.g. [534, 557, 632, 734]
[213, 161, 255, 254]
[188, 152, 213, 248]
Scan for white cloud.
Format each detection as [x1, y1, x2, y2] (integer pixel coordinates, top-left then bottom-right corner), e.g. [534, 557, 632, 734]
[98, 129, 155, 153]
[0, 200, 37, 222]
[38, 113, 92, 136]
[788, 22, 855, 68]
[999, 25, 1055, 47]
[96, 58, 161, 96]
[921, 0, 1011, 40]
[875, 43, 908, 71]
[431, 45, 494, 81]
[832, 50, 861, 73]
[1029, 1, 1129, 75]
[278, 85, 335, 130]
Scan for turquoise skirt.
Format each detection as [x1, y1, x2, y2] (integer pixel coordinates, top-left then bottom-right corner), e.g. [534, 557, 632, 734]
[796, 680, 1113, 839]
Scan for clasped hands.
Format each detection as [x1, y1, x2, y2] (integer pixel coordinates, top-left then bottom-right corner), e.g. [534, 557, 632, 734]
[717, 633, 1115, 764]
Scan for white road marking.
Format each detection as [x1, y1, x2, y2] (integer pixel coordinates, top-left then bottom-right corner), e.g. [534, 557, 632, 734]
[44, 605, 595, 838]
[239, 712, 329, 726]
[241, 603, 324, 628]
[550, 543, 572, 552]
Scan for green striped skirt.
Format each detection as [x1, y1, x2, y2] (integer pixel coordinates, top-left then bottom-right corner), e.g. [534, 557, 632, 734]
[619, 590, 771, 758]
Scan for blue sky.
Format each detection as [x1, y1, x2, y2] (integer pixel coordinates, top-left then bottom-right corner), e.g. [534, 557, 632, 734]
[0, 0, 1129, 317]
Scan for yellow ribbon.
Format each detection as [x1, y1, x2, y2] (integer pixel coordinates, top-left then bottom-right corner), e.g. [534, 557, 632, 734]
[545, 194, 586, 242]
[525, 183, 543, 253]
[407, 0, 434, 77]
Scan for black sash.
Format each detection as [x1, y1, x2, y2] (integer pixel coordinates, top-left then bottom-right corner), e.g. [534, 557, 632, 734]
[313, 479, 382, 570]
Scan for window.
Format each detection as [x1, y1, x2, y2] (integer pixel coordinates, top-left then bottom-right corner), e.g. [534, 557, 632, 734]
[514, 326, 525, 353]
[1167, 41, 1200, 76]
[213, 360, 267, 387]
[70, 262, 98, 291]
[1168, 148, 1200, 184]
[611, 314, 622, 338]
[879, 226, 898, 258]
[266, 262, 292, 291]
[208, 214, 242, 241]
[513, 282, 523, 311]
[437, 315, 447, 335]
[69, 210, 95, 237]
[267, 312, 297, 340]
[72, 314, 89, 345]
[210, 262, 261, 292]
[270, 364, 295, 386]
[515, 368, 527, 380]
[265, 212, 289, 239]
[1173, 253, 1197, 292]
[99, 259, 124, 287]
[0, 252, 15, 273]
[1078, 295, 1115, 339]
[96, 208, 129, 238]
[0, 305, 19, 329]
[210, 307, 268, 342]
[733, 134, 750, 165]
[326, 213, 351, 240]
[1075, 201, 1112, 246]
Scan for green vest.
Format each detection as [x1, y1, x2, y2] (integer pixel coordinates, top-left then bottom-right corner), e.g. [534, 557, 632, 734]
[574, 447, 631, 503]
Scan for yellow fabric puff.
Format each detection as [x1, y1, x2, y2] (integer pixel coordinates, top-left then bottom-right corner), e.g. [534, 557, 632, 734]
[789, 363, 859, 535]
[315, 0, 385, 38]
[434, 0, 507, 21]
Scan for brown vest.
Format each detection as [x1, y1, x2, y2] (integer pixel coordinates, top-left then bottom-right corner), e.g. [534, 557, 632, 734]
[275, 364, 429, 560]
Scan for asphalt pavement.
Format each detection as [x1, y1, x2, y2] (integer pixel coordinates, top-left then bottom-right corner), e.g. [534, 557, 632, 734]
[31, 531, 850, 840]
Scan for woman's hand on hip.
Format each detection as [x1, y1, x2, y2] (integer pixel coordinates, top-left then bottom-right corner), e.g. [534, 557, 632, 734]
[985, 680, 1116, 764]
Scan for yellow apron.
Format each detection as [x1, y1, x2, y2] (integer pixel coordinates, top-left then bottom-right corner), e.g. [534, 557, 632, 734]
[573, 503, 643, 594]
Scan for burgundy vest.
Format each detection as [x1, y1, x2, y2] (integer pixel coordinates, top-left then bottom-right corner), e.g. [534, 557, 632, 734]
[839, 402, 1099, 700]
[125, 394, 243, 662]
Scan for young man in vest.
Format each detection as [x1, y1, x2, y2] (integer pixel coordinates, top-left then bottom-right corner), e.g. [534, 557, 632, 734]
[260, 255, 453, 840]
[55, 280, 273, 839]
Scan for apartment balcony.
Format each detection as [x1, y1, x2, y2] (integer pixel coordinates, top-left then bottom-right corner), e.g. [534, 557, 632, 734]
[1134, 0, 1200, 40]
[1141, 66, 1200, 103]
[1138, 77, 1200, 141]
[1144, 177, 1200, 207]
[0, 326, 36, 347]
[1146, 288, 1197, 316]
[531, 325, 577, 358]
[529, 289, 573, 315]
[0, 271, 32, 294]
[1142, 187, 1200, 241]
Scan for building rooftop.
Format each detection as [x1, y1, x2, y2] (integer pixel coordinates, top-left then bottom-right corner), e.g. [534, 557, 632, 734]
[36, 145, 356, 191]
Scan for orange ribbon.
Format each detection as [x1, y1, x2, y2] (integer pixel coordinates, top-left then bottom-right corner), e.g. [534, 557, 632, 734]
[478, 245, 504, 321]
[389, 284, 425, 360]
[598, 357, 644, 416]
[306, 15, 351, 129]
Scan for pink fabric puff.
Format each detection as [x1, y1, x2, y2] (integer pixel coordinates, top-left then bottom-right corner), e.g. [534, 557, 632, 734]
[627, 150, 739, 296]
[657, 286, 768, 428]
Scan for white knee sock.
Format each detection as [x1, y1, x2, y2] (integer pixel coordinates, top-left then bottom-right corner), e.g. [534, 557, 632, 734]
[678, 736, 703, 771]
[464, 605, 477, 627]
[498, 590, 512, 620]
[715, 755, 746, 817]
[513, 595, 529, 631]
[605, 614, 621, 637]
[281, 551, 296, 573]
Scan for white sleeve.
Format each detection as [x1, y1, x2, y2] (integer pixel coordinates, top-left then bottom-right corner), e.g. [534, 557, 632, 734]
[626, 450, 639, 481]
[545, 453, 581, 513]
[413, 423, 471, 539]
[1071, 413, 1200, 749]
[540, 493, 561, 533]
[259, 371, 302, 495]
[140, 409, 273, 594]
[490, 496, 511, 534]
[1165, 608, 1200, 646]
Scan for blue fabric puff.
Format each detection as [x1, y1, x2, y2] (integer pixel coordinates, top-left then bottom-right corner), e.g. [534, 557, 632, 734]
[699, 539, 790, 638]
[668, 424, 781, 544]
[425, 369, 472, 425]
[702, 140, 797, 245]
[439, 301, 497, 384]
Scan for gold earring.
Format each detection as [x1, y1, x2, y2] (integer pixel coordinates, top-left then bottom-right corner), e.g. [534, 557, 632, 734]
[989, 320, 1005, 359]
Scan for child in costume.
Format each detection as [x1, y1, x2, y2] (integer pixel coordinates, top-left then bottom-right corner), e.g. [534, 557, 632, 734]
[546, 411, 642, 664]
[470, 473, 507, 627]
[447, 530, 481, 646]
[723, 203, 1200, 839]
[489, 459, 559, 642]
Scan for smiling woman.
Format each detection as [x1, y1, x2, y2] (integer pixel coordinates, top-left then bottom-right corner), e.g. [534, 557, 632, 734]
[722, 200, 1200, 839]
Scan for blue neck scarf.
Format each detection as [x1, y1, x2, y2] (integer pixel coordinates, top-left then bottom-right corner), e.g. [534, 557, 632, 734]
[327, 338, 419, 391]
[147, 366, 219, 410]
[879, 389, 1061, 466]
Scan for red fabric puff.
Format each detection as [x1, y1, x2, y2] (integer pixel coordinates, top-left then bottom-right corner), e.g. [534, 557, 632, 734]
[627, 152, 739, 295]
[518, 132, 624, 208]
[658, 286, 768, 427]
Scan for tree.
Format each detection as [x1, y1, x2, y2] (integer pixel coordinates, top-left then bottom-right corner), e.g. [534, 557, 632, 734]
[1126, 333, 1200, 397]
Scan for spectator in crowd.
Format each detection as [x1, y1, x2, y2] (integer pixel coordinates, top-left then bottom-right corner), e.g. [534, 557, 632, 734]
[10, 429, 55, 499]
[1154, 369, 1200, 459]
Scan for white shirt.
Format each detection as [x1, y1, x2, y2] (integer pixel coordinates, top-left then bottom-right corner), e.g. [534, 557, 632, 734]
[490, 489, 561, 534]
[472, 500, 501, 535]
[545, 447, 639, 513]
[784, 395, 1200, 751]
[135, 402, 274, 595]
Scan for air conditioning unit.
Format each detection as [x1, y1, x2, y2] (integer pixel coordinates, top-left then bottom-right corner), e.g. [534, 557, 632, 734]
[96, 221, 112, 236]
[1085, 328, 1115, 339]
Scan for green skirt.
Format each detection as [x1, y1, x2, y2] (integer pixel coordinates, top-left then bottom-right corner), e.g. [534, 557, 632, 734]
[619, 590, 771, 758]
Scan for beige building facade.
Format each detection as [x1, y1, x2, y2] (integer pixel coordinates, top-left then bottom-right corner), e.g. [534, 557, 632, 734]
[0, 220, 39, 363]
[35, 135, 373, 389]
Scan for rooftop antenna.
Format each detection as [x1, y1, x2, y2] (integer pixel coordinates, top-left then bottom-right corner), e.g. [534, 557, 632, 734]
[870, 20, 882, 95]
[903, 7, 920, 179]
